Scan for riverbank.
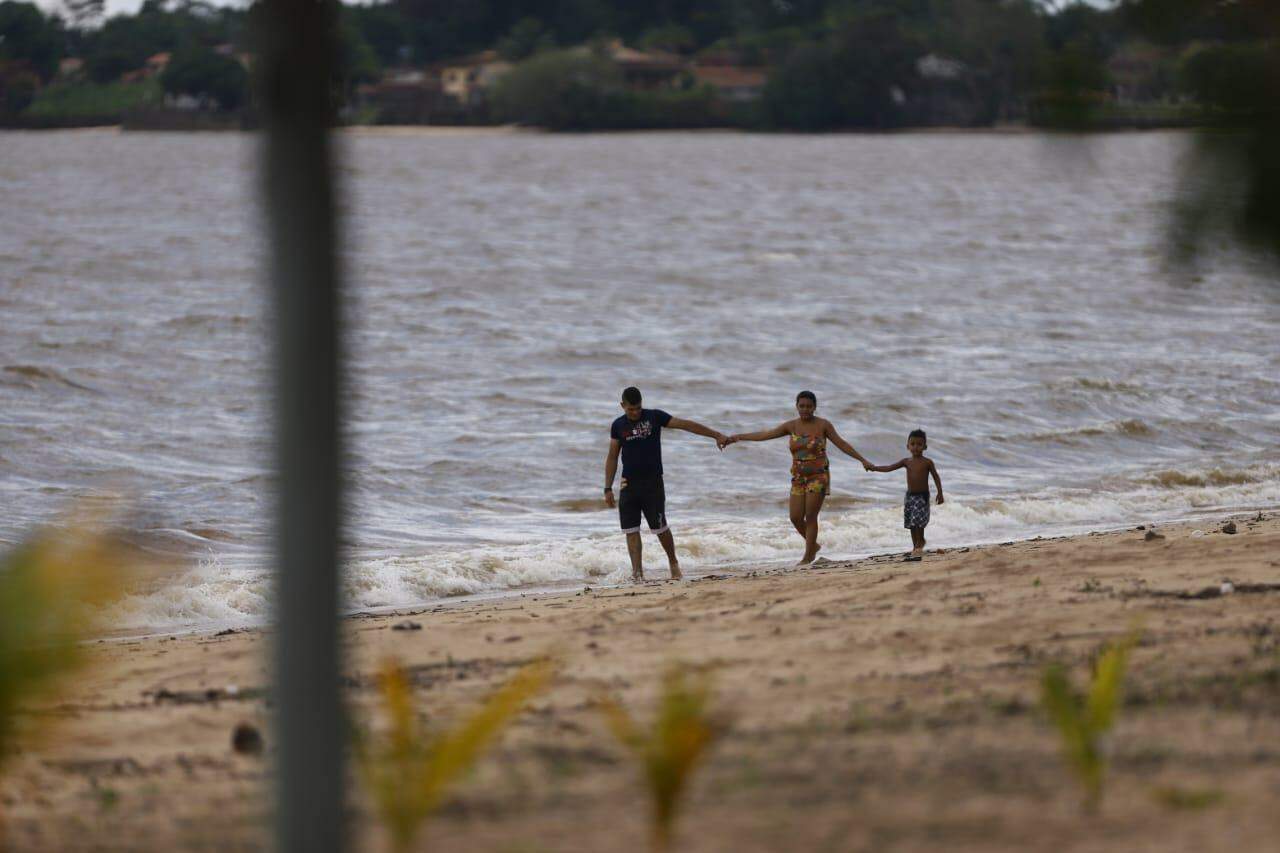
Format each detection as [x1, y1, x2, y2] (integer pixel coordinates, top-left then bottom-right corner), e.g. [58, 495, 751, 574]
[2, 512, 1278, 851]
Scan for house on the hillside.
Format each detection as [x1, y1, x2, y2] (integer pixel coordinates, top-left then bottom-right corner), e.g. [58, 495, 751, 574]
[692, 64, 767, 102]
[356, 68, 444, 124]
[146, 52, 171, 76]
[437, 51, 512, 107]
[602, 41, 688, 90]
[57, 57, 84, 79]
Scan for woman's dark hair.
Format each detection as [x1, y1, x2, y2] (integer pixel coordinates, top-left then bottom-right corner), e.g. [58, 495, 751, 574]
[796, 390, 817, 405]
[621, 386, 642, 405]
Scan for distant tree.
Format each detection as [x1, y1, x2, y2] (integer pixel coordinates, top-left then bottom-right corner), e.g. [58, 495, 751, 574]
[1177, 42, 1272, 117]
[764, 9, 924, 130]
[0, 1, 63, 81]
[496, 16, 555, 61]
[638, 23, 696, 54]
[160, 46, 247, 109]
[335, 18, 380, 89]
[490, 48, 626, 129]
[0, 64, 40, 114]
[346, 2, 410, 67]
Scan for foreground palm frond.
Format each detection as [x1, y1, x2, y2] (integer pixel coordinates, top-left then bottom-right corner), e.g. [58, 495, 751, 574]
[599, 664, 727, 853]
[0, 516, 143, 770]
[1040, 632, 1140, 812]
[356, 656, 555, 852]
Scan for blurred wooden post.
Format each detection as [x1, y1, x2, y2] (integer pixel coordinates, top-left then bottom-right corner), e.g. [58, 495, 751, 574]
[259, 2, 345, 851]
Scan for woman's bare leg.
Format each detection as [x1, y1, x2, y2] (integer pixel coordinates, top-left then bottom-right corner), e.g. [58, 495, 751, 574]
[799, 491, 826, 564]
[789, 492, 806, 539]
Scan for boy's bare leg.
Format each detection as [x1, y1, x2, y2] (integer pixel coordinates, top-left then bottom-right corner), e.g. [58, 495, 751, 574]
[910, 527, 925, 557]
[626, 532, 644, 581]
[799, 491, 826, 565]
[656, 528, 682, 579]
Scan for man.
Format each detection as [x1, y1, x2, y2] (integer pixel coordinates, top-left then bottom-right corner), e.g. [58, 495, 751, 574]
[604, 386, 728, 581]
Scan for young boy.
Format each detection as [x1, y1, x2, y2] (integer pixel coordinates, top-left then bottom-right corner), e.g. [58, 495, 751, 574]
[868, 429, 943, 559]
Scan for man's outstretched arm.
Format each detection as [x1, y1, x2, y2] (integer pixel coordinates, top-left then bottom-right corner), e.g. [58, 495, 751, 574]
[667, 416, 728, 447]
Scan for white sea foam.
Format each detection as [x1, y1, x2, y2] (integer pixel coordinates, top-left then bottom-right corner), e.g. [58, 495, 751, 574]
[97, 469, 1279, 634]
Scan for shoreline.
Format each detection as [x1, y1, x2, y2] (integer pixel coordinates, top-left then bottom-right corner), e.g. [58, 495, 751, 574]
[100, 502, 1274, 641]
[5, 511, 1278, 851]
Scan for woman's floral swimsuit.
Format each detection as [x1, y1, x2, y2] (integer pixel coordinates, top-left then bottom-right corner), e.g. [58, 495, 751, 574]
[789, 432, 830, 496]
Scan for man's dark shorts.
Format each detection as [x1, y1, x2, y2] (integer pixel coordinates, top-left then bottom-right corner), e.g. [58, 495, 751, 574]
[618, 474, 668, 535]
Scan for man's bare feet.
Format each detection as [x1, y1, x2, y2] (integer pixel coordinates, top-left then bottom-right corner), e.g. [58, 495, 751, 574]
[669, 563, 683, 580]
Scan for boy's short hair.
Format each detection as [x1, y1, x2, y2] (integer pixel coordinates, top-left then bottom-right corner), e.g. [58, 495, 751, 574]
[796, 390, 817, 405]
[621, 386, 642, 405]
[908, 428, 927, 442]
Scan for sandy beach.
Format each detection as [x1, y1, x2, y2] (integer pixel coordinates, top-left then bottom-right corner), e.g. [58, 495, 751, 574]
[3, 513, 1278, 852]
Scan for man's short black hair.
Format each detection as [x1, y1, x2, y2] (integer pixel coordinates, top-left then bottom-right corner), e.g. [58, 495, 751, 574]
[909, 428, 927, 442]
[621, 386, 642, 405]
[796, 390, 817, 405]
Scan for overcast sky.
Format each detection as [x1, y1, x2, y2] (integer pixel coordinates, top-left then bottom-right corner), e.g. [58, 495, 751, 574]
[36, 0, 248, 18]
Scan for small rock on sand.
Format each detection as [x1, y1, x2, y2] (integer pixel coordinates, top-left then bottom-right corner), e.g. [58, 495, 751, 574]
[1144, 530, 1164, 541]
[1222, 521, 1238, 535]
[232, 723, 263, 756]
[391, 620, 422, 631]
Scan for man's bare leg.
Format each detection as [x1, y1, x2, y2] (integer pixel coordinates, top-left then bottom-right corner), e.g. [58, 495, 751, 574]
[626, 532, 644, 581]
[656, 528, 682, 579]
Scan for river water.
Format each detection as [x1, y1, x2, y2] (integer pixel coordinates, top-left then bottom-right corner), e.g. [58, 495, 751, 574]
[2, 128, 1277, 632]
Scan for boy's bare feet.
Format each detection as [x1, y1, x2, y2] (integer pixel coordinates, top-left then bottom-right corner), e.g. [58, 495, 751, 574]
[669, 562, 683, 580]
[911, 546, 924, 557]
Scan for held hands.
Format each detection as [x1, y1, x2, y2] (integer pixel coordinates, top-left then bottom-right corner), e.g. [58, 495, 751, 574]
[861, 460, 874, 471]
[716, 433, 737, 451]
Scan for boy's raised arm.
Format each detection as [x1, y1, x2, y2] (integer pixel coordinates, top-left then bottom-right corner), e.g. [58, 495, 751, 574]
[930, 459, 944, 503]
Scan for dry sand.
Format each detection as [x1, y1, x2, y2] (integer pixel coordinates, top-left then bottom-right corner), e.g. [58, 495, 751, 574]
[3, 514, 1279, 852]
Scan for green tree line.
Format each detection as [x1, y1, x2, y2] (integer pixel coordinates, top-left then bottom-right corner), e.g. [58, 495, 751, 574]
[1, 0, 1275, 130]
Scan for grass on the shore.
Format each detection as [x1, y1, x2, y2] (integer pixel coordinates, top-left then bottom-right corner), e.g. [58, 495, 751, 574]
[25, 80, 162, 119]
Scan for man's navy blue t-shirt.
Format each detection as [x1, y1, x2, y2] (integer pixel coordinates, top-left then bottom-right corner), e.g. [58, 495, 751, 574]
[610, 409, 672, 479]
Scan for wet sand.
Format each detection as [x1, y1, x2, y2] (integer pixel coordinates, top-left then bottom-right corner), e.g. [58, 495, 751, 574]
[3, 514, 1279, 851]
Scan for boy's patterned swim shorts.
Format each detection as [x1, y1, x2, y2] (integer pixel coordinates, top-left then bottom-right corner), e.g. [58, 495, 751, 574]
[904, 491, 930, 529]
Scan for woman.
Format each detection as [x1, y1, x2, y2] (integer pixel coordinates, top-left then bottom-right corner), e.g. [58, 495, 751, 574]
[725, 391, 872, 565]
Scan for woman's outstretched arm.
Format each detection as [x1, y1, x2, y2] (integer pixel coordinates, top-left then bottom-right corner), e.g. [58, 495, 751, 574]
[729, 422, 791, 443]
[825, 421, 872, 469]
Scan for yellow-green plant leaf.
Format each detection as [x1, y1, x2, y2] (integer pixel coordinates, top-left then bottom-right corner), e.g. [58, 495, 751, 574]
[1086, 634, 1136, 733]
[598, 664, 726, 853]
[358, 656, 554, 853]
[419, 657, 555, 811]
